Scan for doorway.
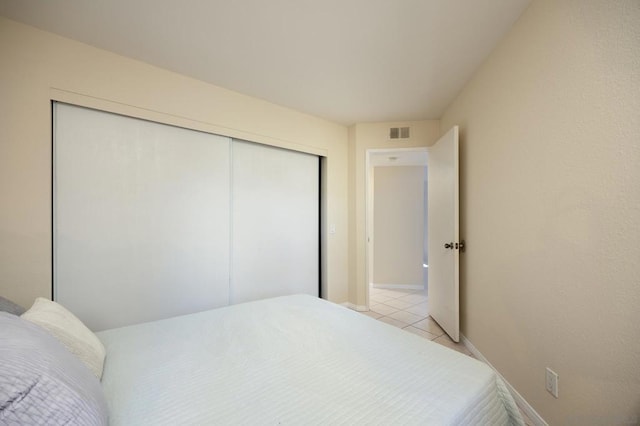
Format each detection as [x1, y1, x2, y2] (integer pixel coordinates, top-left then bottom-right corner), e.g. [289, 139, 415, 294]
[365, 148, 428, 309]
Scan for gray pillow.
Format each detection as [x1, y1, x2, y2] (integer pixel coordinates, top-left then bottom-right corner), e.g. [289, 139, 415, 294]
[0, 312, 108, 425]
[0, 296, 25, 315]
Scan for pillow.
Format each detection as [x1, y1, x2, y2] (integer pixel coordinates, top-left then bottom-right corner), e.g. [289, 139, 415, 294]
[0, 312, 108, 425]
[0, 295, 25, 315]
[21, 298, 106, 380]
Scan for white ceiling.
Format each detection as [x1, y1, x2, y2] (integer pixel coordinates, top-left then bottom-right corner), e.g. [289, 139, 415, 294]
[0, 0, 531, 125]
[370, 149, 427, 167]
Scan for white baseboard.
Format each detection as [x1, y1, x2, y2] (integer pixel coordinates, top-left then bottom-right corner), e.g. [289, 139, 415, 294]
[461, 334, 547, 426]
[370, 283, 425, 290]
[340, 302, 368, 312]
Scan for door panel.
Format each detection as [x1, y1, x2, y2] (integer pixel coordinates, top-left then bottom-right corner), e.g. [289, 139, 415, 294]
[427, 126, 460, 342]
[231, 140, 319, 304]
[54, 103, 231, 331]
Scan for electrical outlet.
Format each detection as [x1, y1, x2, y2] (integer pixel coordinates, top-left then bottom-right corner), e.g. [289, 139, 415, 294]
[545, 368, 559, 398]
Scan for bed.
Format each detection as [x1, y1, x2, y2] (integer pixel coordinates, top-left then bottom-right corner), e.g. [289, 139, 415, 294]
[1, 294, 523, 425]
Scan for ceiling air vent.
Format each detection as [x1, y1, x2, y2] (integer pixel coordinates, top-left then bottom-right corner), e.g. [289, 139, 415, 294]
[389, 127, 410, 140]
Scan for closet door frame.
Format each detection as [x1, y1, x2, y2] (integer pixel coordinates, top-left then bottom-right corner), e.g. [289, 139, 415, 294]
[51, 101, 324, 329]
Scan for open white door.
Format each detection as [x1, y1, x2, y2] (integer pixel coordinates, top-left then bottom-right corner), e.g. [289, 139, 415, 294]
[427, 126, 460, 342]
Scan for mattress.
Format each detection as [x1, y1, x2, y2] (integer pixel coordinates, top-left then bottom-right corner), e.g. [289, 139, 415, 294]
[97, 295, 523, 425]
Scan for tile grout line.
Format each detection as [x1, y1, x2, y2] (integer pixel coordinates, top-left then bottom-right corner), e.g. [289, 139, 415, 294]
[367, 287, 473, 357]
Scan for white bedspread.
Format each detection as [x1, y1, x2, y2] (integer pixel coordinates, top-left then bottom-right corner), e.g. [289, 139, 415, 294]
[97, 295, 523, 425]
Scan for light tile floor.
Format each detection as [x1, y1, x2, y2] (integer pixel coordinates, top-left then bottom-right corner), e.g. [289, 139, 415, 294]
[361, 286, 535, 426]
[362, 286, 473, 357]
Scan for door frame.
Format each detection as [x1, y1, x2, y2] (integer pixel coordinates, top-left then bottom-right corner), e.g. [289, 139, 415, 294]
[364, 147, 428, 309]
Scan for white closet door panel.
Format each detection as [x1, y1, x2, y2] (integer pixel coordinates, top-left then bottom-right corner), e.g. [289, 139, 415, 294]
[231, 140, 319, 304]
[54, 103, 230, 331]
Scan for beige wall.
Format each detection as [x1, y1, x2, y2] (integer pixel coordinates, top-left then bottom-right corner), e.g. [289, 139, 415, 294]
[4, 3, 639, 421]
[441, 0, 640, 424]
[372, 166, 425, 287]
[348, 121, 440, 308]
[0, 17, 349, 308]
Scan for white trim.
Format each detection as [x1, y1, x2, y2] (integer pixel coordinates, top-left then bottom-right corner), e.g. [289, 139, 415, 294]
[371, 283, 425, 290]
[364, 147, 430, 319]
[340, 302, 369, 312]
[49, 88, 328, 157]
[461, 334, 548, 426]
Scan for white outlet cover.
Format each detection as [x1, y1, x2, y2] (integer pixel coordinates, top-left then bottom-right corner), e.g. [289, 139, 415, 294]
[546, 367, 559, 398]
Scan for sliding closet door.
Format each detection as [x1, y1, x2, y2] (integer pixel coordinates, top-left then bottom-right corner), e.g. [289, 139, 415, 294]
[54, 103, 230, 331]
[231, 140, 319, 304]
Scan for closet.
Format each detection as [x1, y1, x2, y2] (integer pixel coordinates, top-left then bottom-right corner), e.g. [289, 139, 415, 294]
[53, 103, 319, 331]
